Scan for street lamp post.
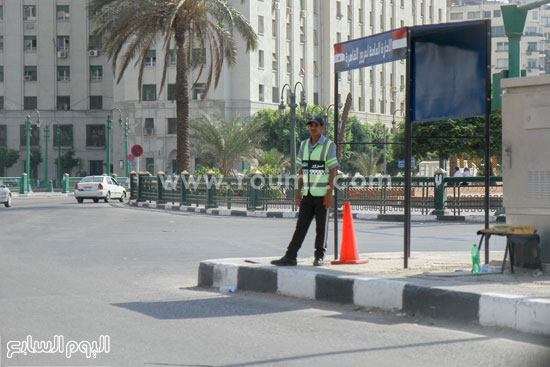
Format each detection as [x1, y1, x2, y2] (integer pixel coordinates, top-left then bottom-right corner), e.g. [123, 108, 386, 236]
[23, 109, 41, 193]
[322, 104, 335, 138]
[278, 82, 307, 175]
[107, 108, 123, 175]
[44, 119, 62, 189]
[119, 117, 130, 177]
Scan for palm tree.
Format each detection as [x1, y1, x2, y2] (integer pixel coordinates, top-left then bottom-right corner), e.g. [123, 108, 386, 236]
[257, 149, 290, 173]
[190, 114, 264, 176]
[349, 152, 382, 177]
[89, 0, 258, 171]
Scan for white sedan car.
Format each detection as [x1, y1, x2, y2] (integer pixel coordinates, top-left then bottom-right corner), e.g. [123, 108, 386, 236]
[0, 184, 12, 207]
[74, 175, 126, 203]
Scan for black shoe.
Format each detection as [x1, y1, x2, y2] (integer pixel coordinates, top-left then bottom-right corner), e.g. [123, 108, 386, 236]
[313, 257, 325, 266]
[271, 256, 297, 266]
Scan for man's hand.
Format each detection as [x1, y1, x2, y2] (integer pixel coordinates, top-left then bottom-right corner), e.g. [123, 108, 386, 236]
[295, 192, 303, 207]
[323, 192, 333, 209]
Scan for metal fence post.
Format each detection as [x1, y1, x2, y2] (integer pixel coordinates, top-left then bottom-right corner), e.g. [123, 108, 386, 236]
[48, 180, 54, 192]
[20, 173, 27, 194]
[206, 170, 218, 209]
[129, 171, 136, 199]
[180, 171, 190, 206]
[432, 168, 447, 216]
[157, 171, 165, 204]
[226, 183, 232, 210]
[62, 173, 70, 194]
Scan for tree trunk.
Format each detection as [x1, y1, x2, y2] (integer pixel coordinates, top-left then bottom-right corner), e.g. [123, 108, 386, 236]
[176, 34, 191, 172]
[337, 93, 352, 160]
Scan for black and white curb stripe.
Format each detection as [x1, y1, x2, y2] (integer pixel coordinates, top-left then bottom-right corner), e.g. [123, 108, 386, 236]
[198, 260, 550, 337]
[128, 200, 503, 223]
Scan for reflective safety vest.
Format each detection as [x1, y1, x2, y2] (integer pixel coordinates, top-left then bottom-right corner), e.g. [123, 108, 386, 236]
[297, 137, 336, 196]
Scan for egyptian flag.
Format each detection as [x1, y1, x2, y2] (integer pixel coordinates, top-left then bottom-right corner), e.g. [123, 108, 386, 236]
[392, 28, 407, 59]
[334, 44, 346, 72]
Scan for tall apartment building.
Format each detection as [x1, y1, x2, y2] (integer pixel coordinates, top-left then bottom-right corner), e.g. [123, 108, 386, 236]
[0, 1, 114, 179]
[0, 0, 447, 179]
[116, 0, 447, 174]
[448, 1, 549, 77]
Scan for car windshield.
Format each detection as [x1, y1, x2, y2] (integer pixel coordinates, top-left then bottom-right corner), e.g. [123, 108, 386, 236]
[80, 177, 104, 183]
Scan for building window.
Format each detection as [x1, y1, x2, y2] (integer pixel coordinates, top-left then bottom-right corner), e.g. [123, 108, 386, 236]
[525, 26, 538, 36]
[258, 15, 264, 35]
[169, 50, 176, 67]
[89, 160, 103, 175]
[192, 48, 206, 65]
[167, 84, 176, 100]
[20, 125, 40, 146]
[23, 5, 36, 20]
[314, 92, 319, 106]
[272, 53, 278, 71]
[168, 118, 177, 135]
[24, 36, 37, 52]
[527, 42, 538, 53]
[492, 26, 505, 37]
[57, 66, 70, 81]
[258, 50, 264, 69]
[57, 36, 70, 51]
[142, 84, 157, 101]
[259, 84, 264, 102]
[496, 59, 508, 69]
[86, 125, 106, 147]
[193, 83, 206, 100]
[0, 6, 3, 21]
[24, 67, 38, 81]
[90, 66, 103, 81]
[24, 97, 37, 110]
[145, 50, 156, 67]
[0, 66, 3, 82]
[286, 56, 291, 73]
[300, 25, 305, 43]
[0, 124, 6, 146]
[336, 1, 342, 19]
[90, 96, 103, 110]
[57, 5, 70, 20]
[89, 34, 102, 50]
[144, 118, 155, 135]
[272, 86, 279, 103]
[272, 19, 277, 37]
[467, 11, 480, 19]
[57, 96, 70, 111]
[450, 13, 463, 21]
[370, 98, 375, 112]
[0, 96, 3, 110]
[527, 59, 538, 69]
[493, 9, 501, 18]
[497, 42, 508, 52]
[0, 36, 3, 52]
[53, 125, 73, 147]
[483, 11, 491, 19]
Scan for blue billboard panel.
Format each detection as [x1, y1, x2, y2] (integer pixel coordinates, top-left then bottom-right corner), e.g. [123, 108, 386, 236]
[334, 28, 407, 72]
[410, 21, 488, 123]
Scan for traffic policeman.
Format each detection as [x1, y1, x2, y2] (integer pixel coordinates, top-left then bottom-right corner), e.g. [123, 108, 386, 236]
[271, 115, 339, 266]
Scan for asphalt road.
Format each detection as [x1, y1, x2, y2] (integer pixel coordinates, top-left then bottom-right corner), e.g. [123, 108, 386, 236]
[0, 196, 547, 367]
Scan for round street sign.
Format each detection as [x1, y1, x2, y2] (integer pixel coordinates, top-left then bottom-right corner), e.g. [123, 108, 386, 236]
[131, 144, 144, 158]
[127, 154, 135, 162]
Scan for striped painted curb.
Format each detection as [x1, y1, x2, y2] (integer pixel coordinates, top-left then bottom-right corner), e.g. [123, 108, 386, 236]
[127, 200, 503, 223]
[198, 260, 550, 337]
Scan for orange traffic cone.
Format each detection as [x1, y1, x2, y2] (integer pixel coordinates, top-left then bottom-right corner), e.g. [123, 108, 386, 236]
[331, 202, 368, 265]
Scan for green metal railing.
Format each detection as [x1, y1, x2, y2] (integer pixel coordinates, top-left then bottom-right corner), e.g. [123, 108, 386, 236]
[128, 172, 503, 215]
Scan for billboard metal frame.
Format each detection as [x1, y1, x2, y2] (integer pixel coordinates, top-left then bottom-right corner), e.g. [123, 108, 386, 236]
[332, 20, 492, 268]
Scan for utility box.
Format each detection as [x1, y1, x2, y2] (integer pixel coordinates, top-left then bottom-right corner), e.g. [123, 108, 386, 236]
[502, 75, 550, 272]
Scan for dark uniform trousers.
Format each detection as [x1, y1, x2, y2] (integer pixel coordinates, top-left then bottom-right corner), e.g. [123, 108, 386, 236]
[285, 193, 327, 260]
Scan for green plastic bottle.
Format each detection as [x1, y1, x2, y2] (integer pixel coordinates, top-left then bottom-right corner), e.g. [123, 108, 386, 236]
[471, 244, 481, 274]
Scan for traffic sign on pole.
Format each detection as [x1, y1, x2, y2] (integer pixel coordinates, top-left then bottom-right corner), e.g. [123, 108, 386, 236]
[131, 144, 143, 158]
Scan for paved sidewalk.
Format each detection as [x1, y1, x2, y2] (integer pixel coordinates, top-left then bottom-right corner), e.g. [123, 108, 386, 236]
[198, 252, 550, 337]
[127, 199, 505, 223]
